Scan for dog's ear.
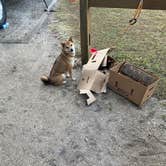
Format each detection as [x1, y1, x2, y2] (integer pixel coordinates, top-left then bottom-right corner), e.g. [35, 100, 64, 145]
[68, 36, 73, 42]
[61, 42, 65, 48]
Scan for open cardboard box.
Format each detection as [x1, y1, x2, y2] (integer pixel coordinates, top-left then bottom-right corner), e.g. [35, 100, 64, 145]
[78, 48, 115, 105]
[78, 48, 159, 106]
[108, 62, 160, 106]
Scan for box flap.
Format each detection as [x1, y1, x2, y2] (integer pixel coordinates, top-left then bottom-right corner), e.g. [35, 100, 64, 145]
[80, 90, 96, 105]
[84, 48, 111, 70]
[91, 71, 108, 93]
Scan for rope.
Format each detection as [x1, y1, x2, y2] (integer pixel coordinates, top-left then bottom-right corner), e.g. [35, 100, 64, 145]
[129, 0, 144, 25]
[112, 0, 144, 49]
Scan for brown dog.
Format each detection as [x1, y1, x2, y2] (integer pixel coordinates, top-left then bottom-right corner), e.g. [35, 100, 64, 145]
[41, 37, 76, 85]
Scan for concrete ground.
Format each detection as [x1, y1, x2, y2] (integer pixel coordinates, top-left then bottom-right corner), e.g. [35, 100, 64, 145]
[0, 1, 166, 166]
[0, 0, 54, 43]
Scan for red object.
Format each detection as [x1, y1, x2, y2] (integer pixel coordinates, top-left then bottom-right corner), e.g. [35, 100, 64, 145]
[90, 48, 97, 54]
[89, 48, 97, 59]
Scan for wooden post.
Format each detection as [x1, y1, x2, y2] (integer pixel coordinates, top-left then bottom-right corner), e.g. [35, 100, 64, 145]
[80, 0, 91, 64]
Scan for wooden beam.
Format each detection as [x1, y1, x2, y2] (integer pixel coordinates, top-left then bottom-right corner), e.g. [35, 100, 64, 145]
[80, 0, 91, 64]
[89, 0, 166, 10]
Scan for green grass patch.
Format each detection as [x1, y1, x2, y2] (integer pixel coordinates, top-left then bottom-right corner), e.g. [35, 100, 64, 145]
[160, 102, 166, 108]
[51, 0, 166, 99]
[161, 115, 166, 122]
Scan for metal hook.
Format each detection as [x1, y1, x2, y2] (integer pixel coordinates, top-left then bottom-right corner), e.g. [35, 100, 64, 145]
[129, 18, 137, 25]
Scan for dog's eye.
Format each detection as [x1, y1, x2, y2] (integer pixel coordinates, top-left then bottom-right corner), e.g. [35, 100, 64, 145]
[66, 46, 69, 49]
[71, 44, 72, 46]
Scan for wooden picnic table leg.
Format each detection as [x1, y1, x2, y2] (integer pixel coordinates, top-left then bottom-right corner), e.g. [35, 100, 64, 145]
[80, 0, 91, 65]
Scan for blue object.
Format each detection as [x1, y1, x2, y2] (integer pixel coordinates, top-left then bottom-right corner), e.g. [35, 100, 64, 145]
[0, 22, 9, 30]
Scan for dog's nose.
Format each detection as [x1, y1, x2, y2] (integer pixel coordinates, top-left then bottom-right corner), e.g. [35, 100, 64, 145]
[70, 48, 73, 52]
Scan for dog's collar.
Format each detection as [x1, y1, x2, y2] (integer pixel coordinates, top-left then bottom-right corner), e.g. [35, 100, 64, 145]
[62, 52, 75, 57]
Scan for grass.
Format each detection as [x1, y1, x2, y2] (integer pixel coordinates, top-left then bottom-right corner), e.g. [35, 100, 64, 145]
[161, 115, 166, 122]
[51, 0, 166, 100]
[160, 102, 166, 108]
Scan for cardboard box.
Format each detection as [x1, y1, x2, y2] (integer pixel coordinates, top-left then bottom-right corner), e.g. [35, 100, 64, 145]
[78, 48, 115, 105]
[108, 62, 160, 106]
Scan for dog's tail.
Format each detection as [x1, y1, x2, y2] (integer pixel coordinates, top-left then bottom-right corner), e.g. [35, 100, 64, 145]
[41, 75, 50, 85]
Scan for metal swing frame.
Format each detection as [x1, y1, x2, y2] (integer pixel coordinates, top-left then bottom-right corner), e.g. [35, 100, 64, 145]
[42, 0, 57, 12]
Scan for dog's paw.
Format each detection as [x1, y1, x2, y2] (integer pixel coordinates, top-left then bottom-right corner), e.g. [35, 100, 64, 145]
[63, 80, 67, 84]
[66, 73, 70, 78]
[72, 77, 76, 81]
[62, 74, 66, 79]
